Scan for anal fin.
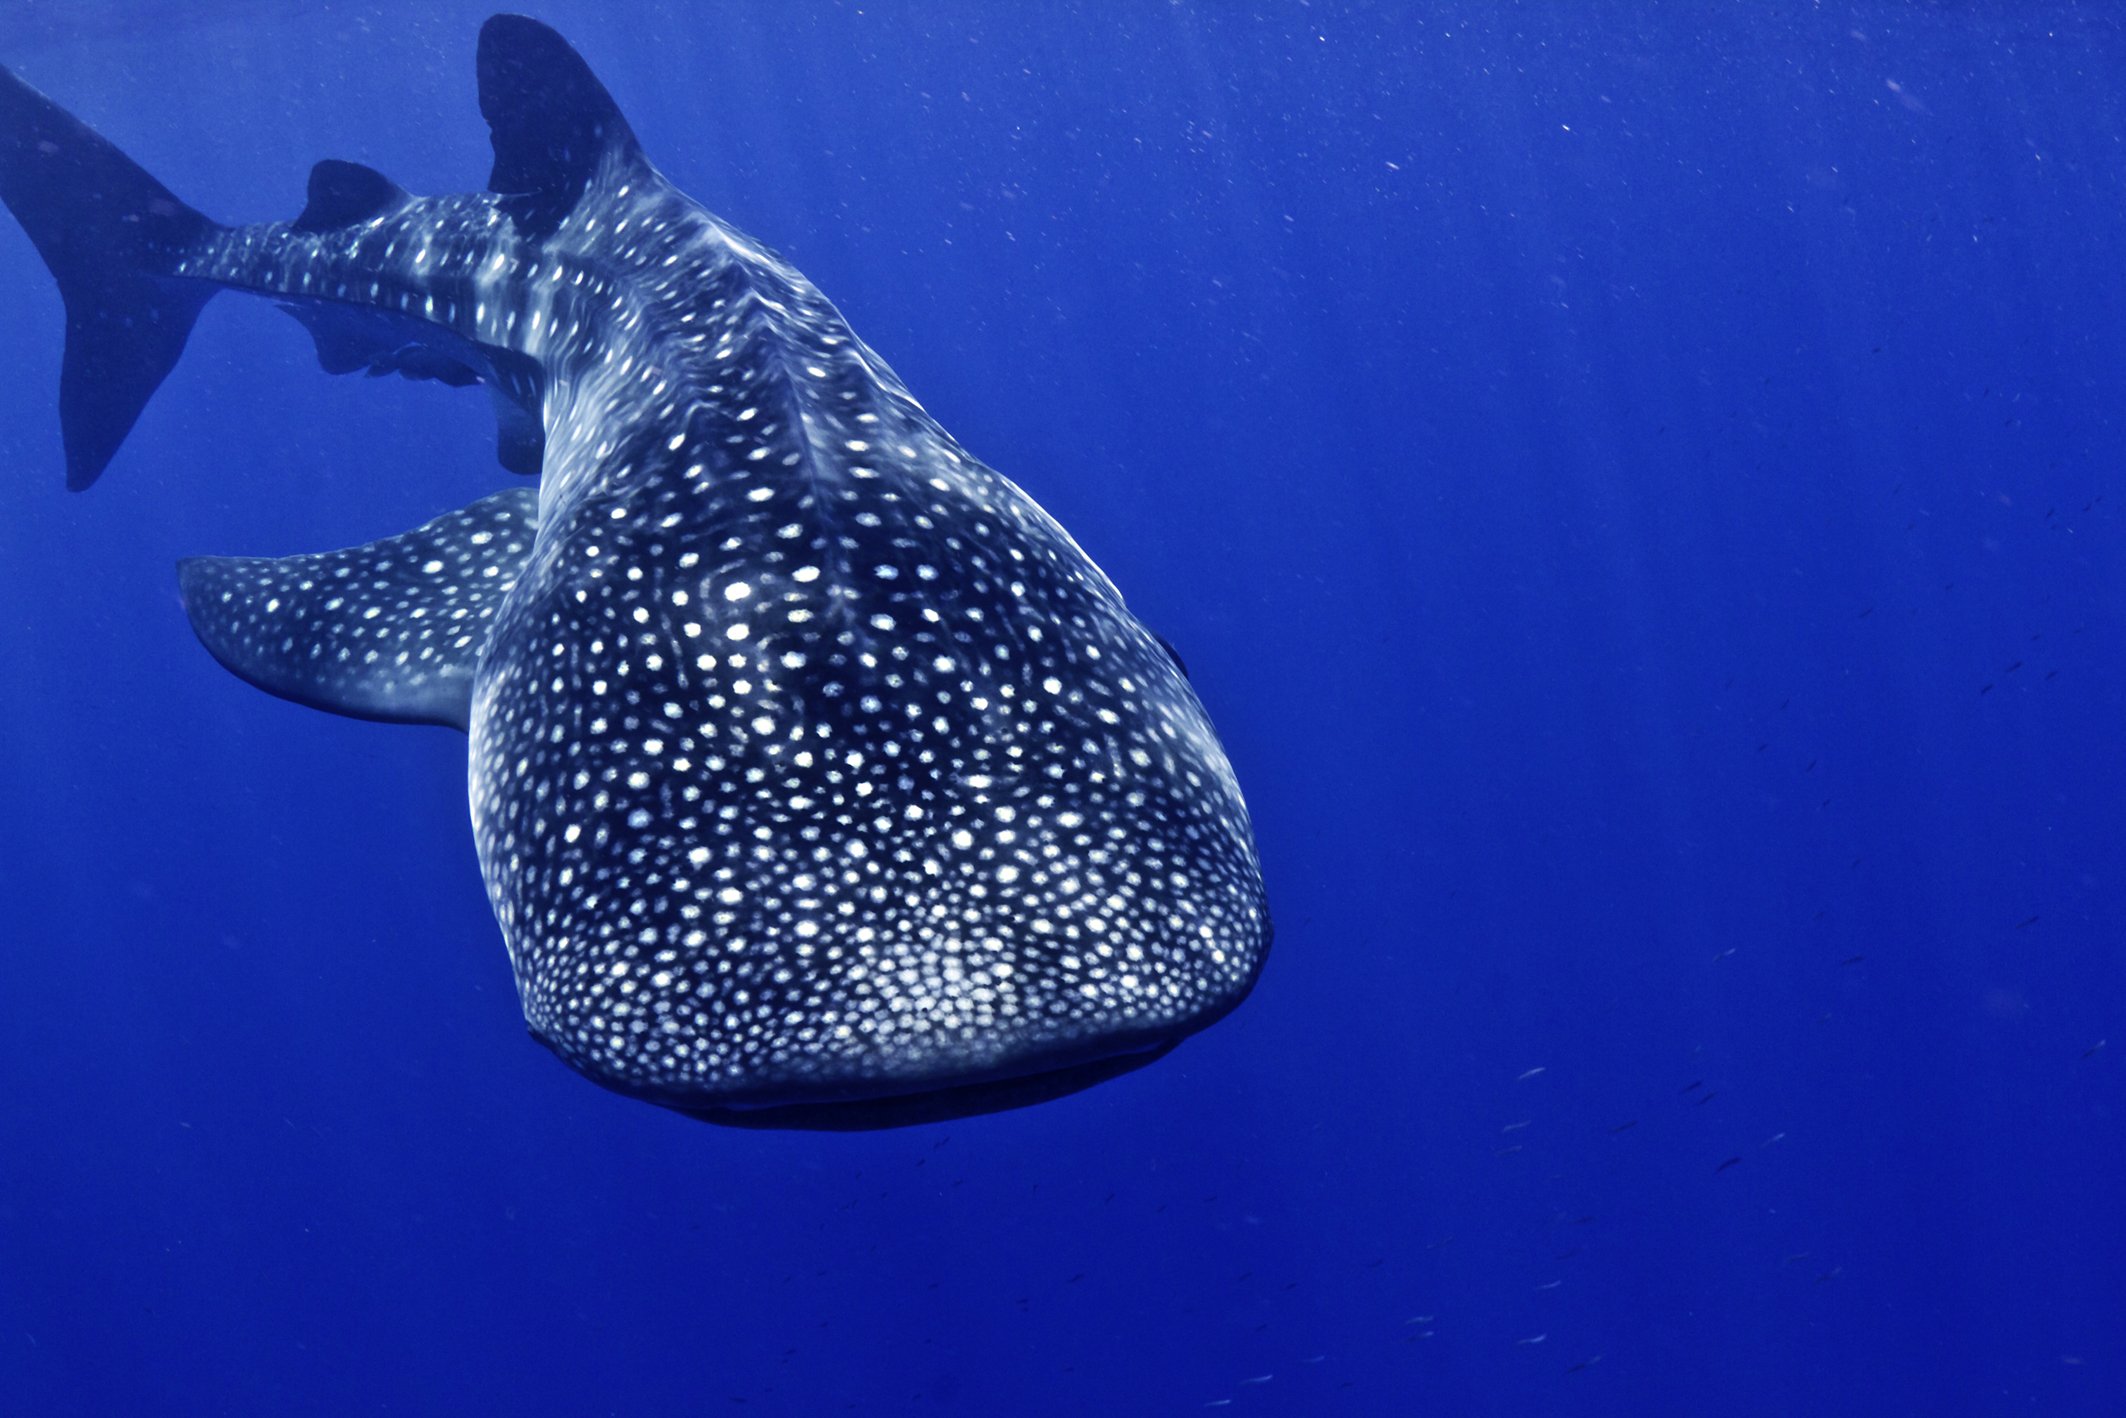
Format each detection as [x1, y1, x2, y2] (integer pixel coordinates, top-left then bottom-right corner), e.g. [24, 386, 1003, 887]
[177, 488, 538, 730]
[490, 385, 544, 475]
[272, 302, 543, 475]
[279, 300, 481, 384]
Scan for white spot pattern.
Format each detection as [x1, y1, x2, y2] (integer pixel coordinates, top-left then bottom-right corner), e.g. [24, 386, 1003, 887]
[179, 490, 537, 728]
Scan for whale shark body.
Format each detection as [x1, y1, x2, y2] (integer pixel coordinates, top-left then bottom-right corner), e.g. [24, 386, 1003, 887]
[0, 17, 1269, 1126]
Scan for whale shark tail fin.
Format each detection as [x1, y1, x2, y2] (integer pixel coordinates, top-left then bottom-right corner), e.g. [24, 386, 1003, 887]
[0, 65, 219, 490]
[478, 14, 644, 239]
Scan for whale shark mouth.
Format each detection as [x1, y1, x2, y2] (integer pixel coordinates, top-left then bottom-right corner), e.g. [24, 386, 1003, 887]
[687, 1042, 1183, 1130]
[547, 1033, 1187, 1131]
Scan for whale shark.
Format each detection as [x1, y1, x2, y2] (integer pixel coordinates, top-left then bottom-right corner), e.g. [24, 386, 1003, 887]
[0, 16, 1270, 1126]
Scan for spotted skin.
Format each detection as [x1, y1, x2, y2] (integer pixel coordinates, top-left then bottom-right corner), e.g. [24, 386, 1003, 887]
[179, 490, 537, 728]
[9, 18, 1270, 1122]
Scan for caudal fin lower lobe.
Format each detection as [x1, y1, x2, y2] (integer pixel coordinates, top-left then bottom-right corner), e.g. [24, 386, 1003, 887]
[0, 66, 216, 489]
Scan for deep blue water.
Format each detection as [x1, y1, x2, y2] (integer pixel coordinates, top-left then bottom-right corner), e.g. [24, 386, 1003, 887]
[2, 3, 2122, 1414]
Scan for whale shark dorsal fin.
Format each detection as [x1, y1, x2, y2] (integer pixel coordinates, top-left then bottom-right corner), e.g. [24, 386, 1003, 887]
[176, 488, 539, 731]
[477, 14, 640, 238]
[294, 159, 410, 232]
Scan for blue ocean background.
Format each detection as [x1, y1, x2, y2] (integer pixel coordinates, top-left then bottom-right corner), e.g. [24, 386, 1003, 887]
[2, 2, 2122, 1413]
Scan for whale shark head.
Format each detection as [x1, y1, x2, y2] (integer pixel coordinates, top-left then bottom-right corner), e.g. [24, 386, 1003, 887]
[466, 410, 1272, 1127]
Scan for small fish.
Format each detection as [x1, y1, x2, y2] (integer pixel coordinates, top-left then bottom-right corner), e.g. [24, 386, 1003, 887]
[1517, 1067, 1547, 1082]
[1716, 1156, 1743, 1173]
[1239, 1374, 1273, 1386]
[1608, 1120, 1638, 1134]
[1516, 1333, 1548, 1346]
[2081, 1040, 2106, 1060]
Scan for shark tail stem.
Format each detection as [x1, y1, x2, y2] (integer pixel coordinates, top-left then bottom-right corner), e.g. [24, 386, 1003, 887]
[0, 65, 219, 489]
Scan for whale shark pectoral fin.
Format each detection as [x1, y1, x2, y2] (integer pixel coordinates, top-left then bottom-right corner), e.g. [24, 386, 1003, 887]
[477, 14, 642, 238]
[176, 487, 539, 731]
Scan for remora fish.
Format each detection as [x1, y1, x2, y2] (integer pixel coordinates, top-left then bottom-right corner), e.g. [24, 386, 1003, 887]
[0, 16, 1270, 1126]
